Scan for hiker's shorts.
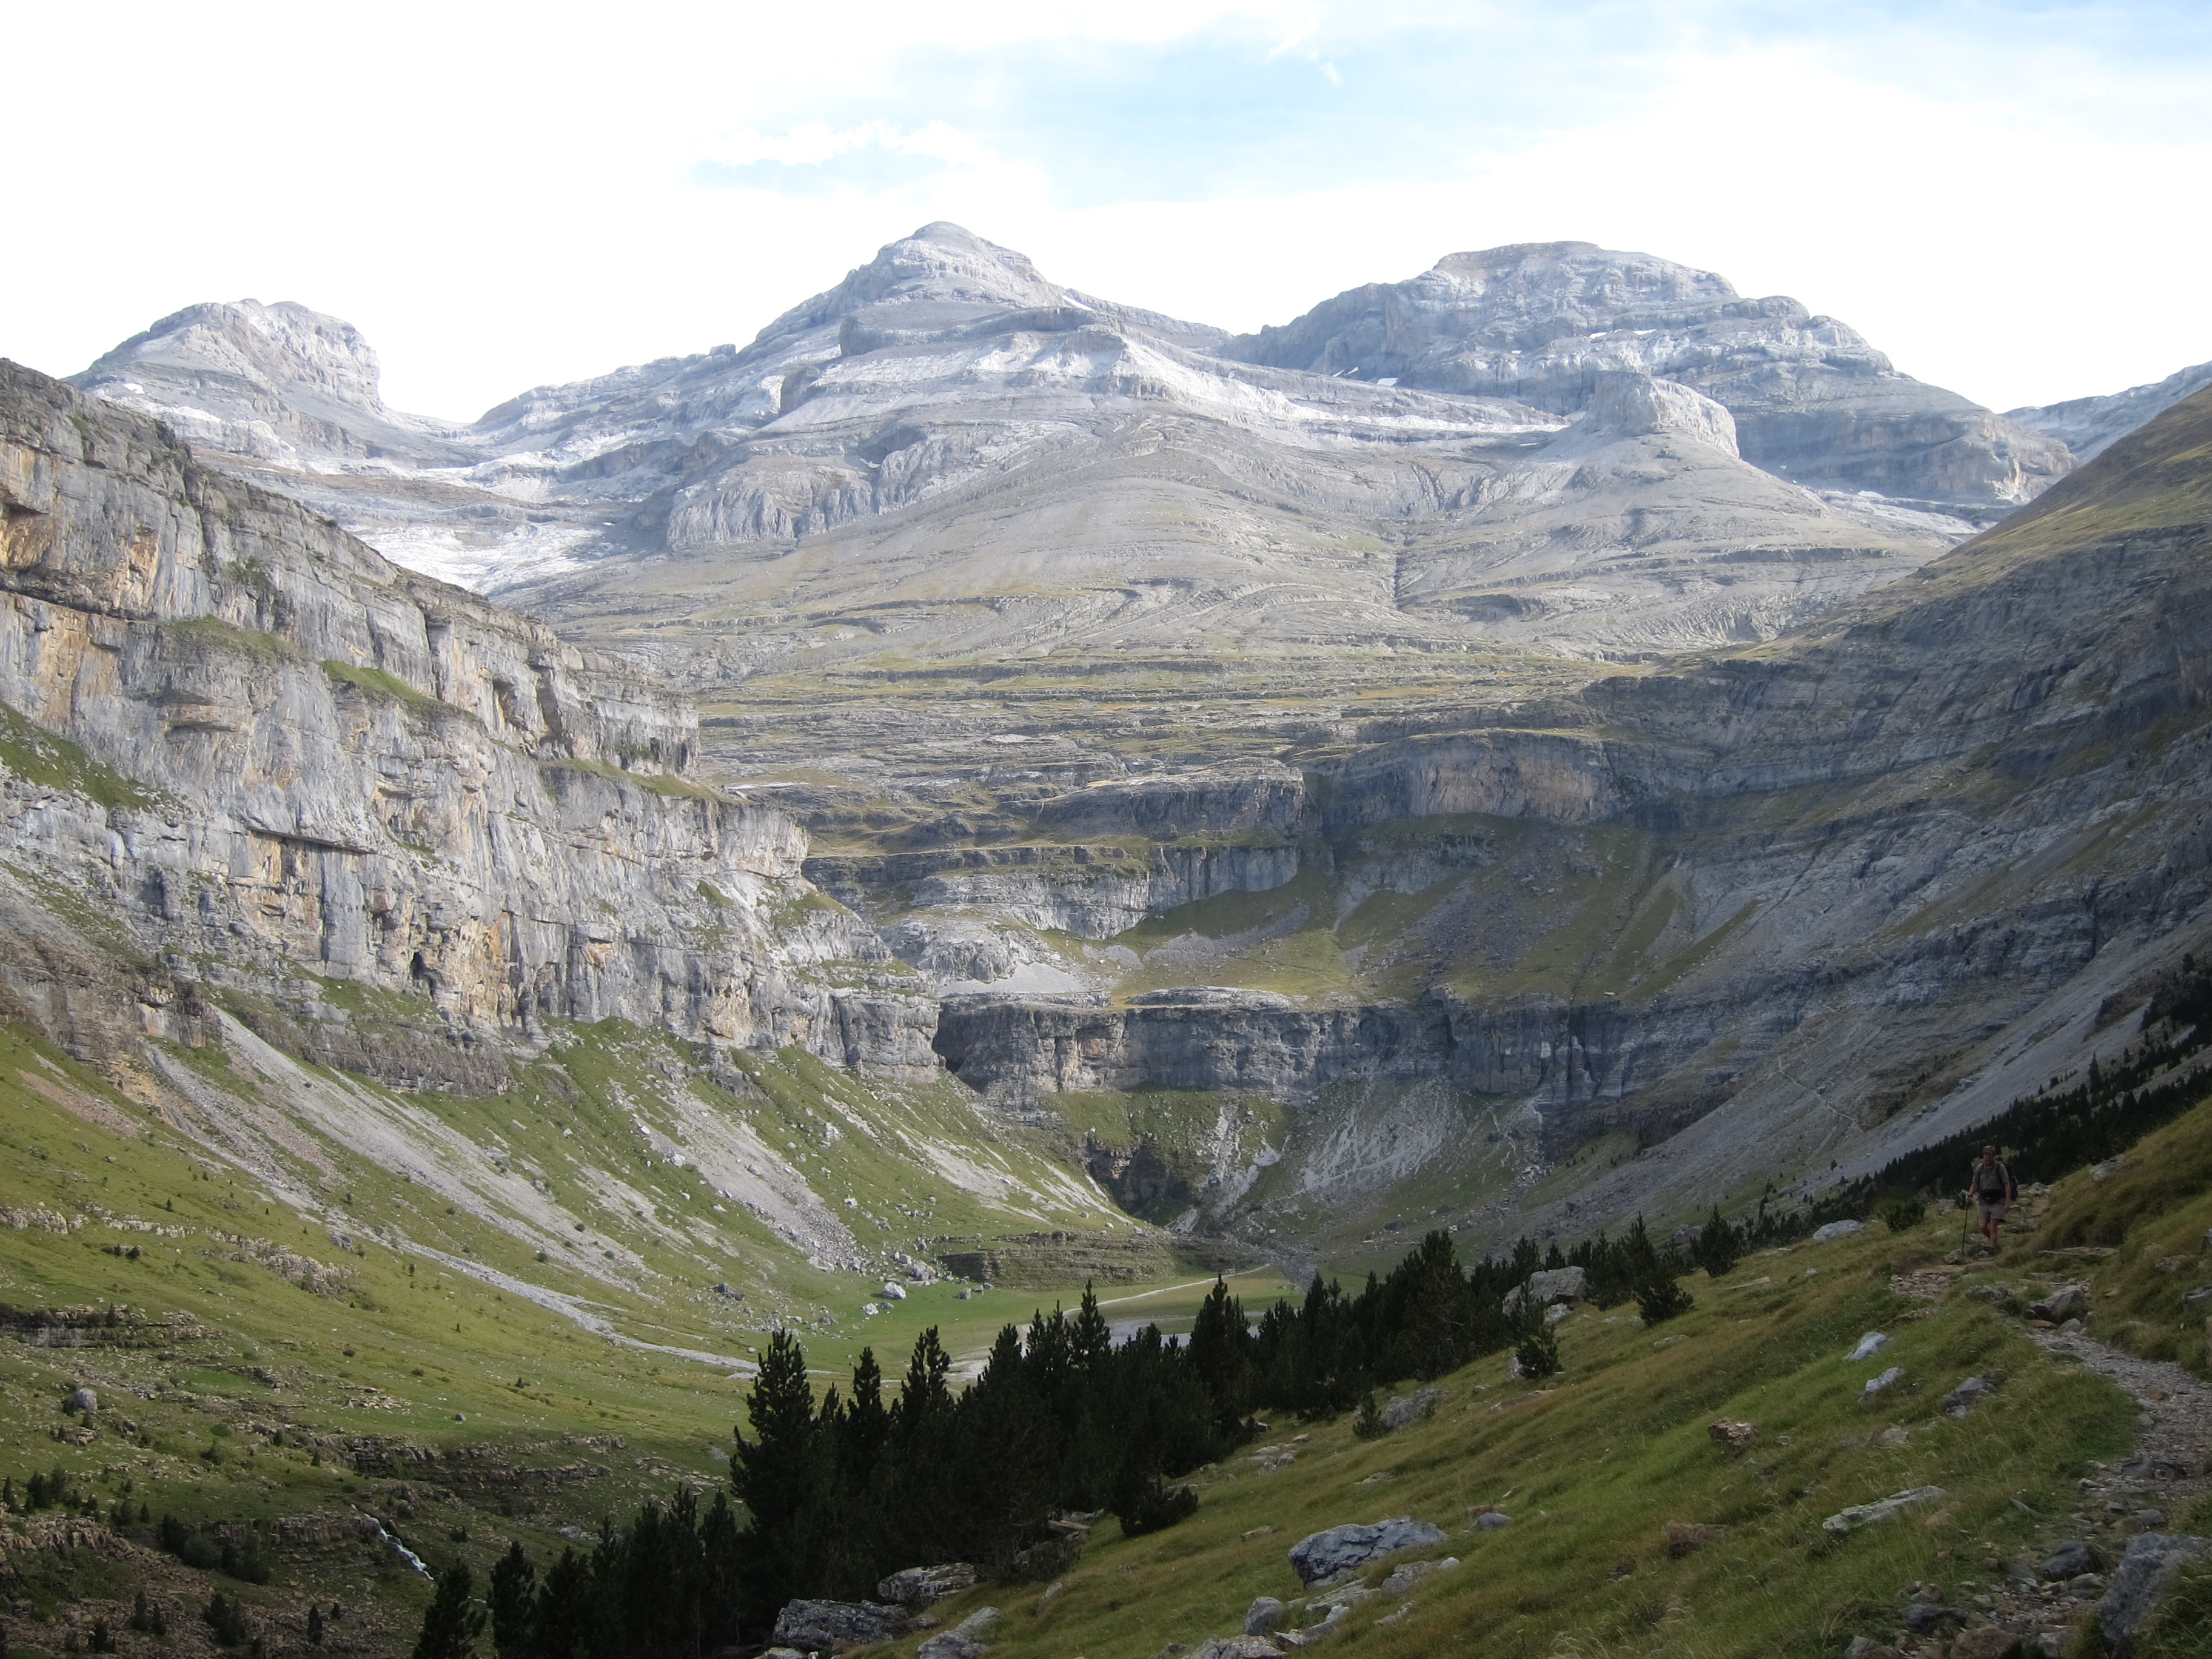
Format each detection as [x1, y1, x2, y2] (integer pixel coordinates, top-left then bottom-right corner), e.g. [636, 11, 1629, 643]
[1977, 1196, 2009, 1224]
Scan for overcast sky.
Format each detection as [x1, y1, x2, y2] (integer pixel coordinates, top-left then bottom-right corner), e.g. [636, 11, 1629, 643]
[8, 1, 2207, 420]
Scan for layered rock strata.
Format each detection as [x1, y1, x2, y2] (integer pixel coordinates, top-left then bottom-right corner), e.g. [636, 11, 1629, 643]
[0, 360, 933, 1082]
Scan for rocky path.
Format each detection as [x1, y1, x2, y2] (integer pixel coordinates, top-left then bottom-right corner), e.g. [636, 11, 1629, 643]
[2036, 1326, 2211, 1521]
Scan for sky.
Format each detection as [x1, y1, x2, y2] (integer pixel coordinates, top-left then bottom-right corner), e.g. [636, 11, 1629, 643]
[7, 1, 2208, 421]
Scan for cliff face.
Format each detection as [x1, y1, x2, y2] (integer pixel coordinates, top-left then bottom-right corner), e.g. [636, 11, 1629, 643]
[0, 361, 936, 1085]
[920, 389, 2212, 1245]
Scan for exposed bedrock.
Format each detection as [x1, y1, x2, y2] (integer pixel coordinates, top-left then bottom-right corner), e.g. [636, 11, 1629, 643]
[806, 837, 1300, 940]
[934, 988, 1736, 1129]
[0, 361, 937, 1083]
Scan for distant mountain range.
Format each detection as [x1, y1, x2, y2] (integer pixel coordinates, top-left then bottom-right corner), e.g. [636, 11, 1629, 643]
[72, 224, 2199, 671]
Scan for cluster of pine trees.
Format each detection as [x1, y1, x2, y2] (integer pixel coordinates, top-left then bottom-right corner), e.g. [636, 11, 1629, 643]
[424, 1213, 1769, 1657]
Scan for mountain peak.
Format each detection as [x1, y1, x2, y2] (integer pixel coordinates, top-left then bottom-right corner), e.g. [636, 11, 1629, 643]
[69, 298, 466, 469]
[814, 222, 1067, 321]
[76, 297, 390, 415]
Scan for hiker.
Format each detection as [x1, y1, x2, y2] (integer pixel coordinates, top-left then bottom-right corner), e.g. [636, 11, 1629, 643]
[1965, 1145, 2016, 1250]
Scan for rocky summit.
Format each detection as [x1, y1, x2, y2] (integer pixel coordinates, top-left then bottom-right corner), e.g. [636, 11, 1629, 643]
[1221, 240, 2072, 514]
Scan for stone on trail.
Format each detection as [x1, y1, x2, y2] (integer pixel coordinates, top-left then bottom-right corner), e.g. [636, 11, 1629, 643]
[1949, 1628, 2023, 1659]
[773, 1599, 909, 1652]
[1288, 1517, 1448, 1584]
[1243, 1597, 1285, 1637]
[2029, 1284, 2088, 1322]
[878, 1564, 978, 1607]
[2099, 1532, 2211, 1651]
[2040, 1540, 2093, 1581]
[1822, 1486, 1946, 1536]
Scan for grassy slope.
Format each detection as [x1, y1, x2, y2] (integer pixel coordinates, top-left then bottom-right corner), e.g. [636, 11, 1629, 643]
[11, 947, 2212, 1659]
[873, 1218, 2140, 1659]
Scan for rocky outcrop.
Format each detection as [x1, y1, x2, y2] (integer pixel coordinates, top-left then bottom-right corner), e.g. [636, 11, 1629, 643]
[770, 1599, 909, 1652]
[808, 832, 1300, 943]
[1287, 1517, 1447, 1585]
[0, 360, 934, 1081]
[1222, 240, 2073, 512]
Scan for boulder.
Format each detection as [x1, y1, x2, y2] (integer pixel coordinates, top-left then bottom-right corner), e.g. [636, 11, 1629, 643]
[772, 1600, 908, 1652]
[1243, 1597, 1285, 1637]
[917, 1607, 998, 1659]
[1380, 1388, 1441, 1429]
[1287, 1517, 1448, 1584]
[1847, 1333, 1890, 1361]
[2182, 1284, 2212, 1310]
[880, 1282, 909, 1301]
[1379, 1557, 1457, 1591]
[1812, 1221, 1864, 1243]
[1860, 1367, 1905, 1399]
[66, 1386, 96, 1413]
[1822, 1486, 1946, 1536]
[2040, 1541, 2094, 1581]
[877, 1564, 977, 1607]
[1708, 1420, 1757, 1452]
[1474, 1512, 1513, 1530]
[1504, 1267, 1586, 1313]
[1944, 1377, 1999, 1416]
[2029, 1284, 2088, 1322]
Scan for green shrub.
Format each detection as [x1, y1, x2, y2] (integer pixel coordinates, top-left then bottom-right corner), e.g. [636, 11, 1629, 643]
[1637, 1272, 1695, 1327]
[1877, 1194, 1928, 1233]
[1352, 1392, 1389, 1439]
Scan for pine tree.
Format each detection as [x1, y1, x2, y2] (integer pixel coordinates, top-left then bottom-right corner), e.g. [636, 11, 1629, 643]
[1185, 1278, 1254, 1432]
[1513, 1297, 1562, 1379]
[732, 1329, 818, 1538]
[411, 1563, 486, 1659]
[487, 1541, 534, 1659]
[1695, 1205, 1741, 1278]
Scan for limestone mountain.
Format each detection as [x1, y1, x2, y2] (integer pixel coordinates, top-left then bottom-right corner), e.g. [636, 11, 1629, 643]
[2008, 354, 2212, 461]
[76, 225, 1982, 670]
[1221, 240, 2073, 515]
